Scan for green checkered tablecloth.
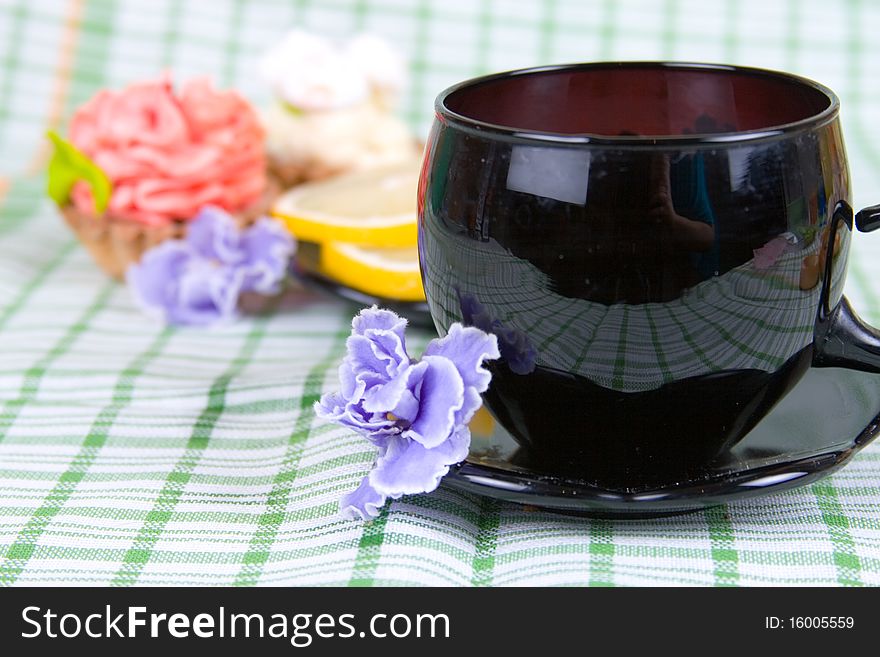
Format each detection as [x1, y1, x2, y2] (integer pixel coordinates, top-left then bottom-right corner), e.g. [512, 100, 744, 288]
[2, 0, 880, 587]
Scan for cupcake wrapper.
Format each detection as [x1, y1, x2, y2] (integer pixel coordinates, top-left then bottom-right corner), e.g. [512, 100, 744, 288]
[59, 180, 280, 280]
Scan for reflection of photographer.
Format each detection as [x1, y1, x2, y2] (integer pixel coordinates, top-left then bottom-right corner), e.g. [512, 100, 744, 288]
[482, 144, 721, 305]
[644, 151, 719, 302]
[649, 154, 715, 254]
[586, 149, 719, 304]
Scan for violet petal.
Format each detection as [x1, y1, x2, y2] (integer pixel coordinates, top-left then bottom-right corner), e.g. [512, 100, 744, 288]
[405, 355, 464, 449]
[239, 217, 296, 293]
[346, 333, 410, 381]
[172, 259, 243, 325]
[423, 323, 500, 392]
[368, 428, 471, 496]
[362, 361, 426, 414]
[339, 476, 387, 520]
[126, 240, 194, 321]
[186, 205, 245, 264]
[352, 306, 408, 341]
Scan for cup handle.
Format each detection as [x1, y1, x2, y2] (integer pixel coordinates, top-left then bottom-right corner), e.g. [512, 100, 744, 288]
[813, 201, 880, 372]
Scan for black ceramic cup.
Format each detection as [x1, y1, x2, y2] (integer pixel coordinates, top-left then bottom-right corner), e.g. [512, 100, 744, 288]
[418, 62, 880, 490]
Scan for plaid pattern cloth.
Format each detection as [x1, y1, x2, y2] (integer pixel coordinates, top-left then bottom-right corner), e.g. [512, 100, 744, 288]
[1, 0, 880, 586]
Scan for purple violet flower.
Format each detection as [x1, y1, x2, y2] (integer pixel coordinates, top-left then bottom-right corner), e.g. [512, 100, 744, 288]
[459, 291, 537, 375]
[127, 205, 296, 326]
[315, 306, 500, 520]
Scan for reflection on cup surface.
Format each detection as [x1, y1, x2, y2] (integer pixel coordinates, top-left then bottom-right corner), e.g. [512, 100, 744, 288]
[418, 63, 862, 488]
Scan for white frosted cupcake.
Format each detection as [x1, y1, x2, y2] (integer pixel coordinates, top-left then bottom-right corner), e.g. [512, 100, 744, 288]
[260, 30, 420, 186]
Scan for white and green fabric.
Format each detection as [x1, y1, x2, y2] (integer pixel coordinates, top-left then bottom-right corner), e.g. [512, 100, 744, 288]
[1, 0, 880, 586]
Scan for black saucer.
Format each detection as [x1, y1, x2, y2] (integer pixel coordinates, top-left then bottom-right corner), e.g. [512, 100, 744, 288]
[444, 365, 880, 518]
[292, 268, 434, 329]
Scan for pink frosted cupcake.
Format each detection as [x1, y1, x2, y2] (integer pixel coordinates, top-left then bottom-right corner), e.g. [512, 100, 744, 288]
[50, 76, 271, 279]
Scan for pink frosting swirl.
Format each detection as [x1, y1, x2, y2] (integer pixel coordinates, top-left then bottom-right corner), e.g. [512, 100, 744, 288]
[69, 77, 265, 226]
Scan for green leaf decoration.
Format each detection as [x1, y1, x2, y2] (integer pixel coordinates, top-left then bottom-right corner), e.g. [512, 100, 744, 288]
[46, 130, 112, 214]
[281, 101, 305, 116]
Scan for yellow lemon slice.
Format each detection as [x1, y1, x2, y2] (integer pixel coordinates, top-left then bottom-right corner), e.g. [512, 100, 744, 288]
[271, 158, 421, 247]
[319, 242, 425, 301]
[468, 406, 496, 439]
